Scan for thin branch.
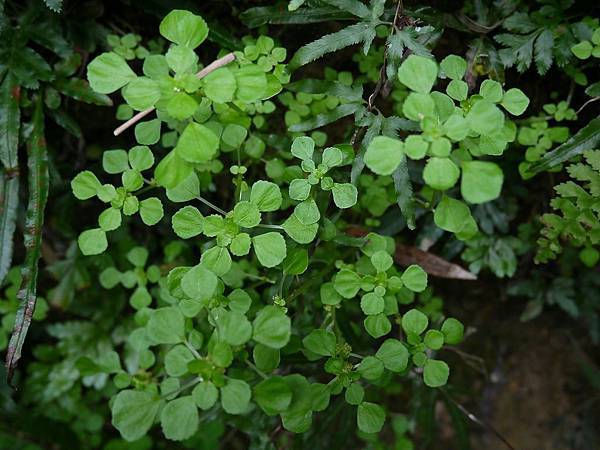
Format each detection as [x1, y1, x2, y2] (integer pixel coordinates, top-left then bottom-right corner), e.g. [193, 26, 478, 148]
[245, 359, 268, 380]
[440, 388, 517, 450]
[256, 223, 284, 230]
[351, 0, 407, 152]
[113, 52, 237, 136]
[197, 195, 227, 216]
[576, 96, 600, 114]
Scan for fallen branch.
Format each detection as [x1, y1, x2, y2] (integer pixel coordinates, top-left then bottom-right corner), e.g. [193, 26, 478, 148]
[113, 52, 237, 136]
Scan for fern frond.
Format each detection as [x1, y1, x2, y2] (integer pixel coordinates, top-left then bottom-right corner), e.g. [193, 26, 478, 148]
[290, 23, 375, 69]
[322, 0, 370, 18]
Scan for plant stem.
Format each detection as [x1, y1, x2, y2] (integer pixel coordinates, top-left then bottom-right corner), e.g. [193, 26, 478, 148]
[197, 195, 227, 215]
[245, 359, 268, 380]
[256, 223, 284, 230]
[161, 376, 202, 399]
[184, 341, 202, 359]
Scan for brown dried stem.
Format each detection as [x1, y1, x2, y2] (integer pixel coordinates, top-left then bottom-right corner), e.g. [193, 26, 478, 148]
[113, 52, 237, 136]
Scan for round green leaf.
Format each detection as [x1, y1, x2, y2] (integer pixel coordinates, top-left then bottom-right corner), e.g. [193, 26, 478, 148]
[221, 378, 251, 415]
[398, 55, 438, 93]
[466, 100, 504, 136]
[402, 92, 436, 121]
[192, 381, 219, 410]
[139, 197, 163, 225]
[424, 330, 444, 350]
[134, 119, 161, 145]
[289, 178, 312, 201]
[233, 201, 261, 228]
[181, 263, 218, 300]
[111, 390, 160, 442]
[332, 183, 357, 209]
[164, 345, 194, 377]
[253, 376, 292, 415]
[234, 65, 267, 103]
[159, 10, 208, 49]
[123, 77, 161, 111]
[375, 339, 409, 372]
[200, 246, 231, 276]
[345, 383, 365, 406]
[172, 206, 204, 239]
[216, 310, 252, 346]
[423, 359, 450, 387]
[441, 318, 464, 345]
[360, 293, 384, 315]
[357, 402, 385, 434]
[71, 171, 101, 200]
[98, 207, 122, 232]
[401, 309, 428, 335]
[175, 122, 219, 163]
[404, 135, 429, 159]
[203, 67, 236, 103]
[128, 146, 154, 171]
[160, 396, 199, 441]
[364, 314, 391, 338]
[250, 180, 282, 212]
[479, 79, 503, 103]
[460, 160, 503, 204]
[154, 150, 192, 189]
[291, 136, 315, 161]
[434, 196, 472, 233]
[282, 213, 318, 244]
[364, 136, 405, 176]
[78, 228, 107, 255]
[571, 40, 592, 59]
[303, 329, 336, 357]
[446, 79, 468, 101]
[230, 232, 252, 256]
[252, 305, 291, 349]
[358, 356, 384, 380]
[501, 88, 530, 116]
[146, 307, 185, 344]
[294, 199, 320, 225]
[334, 269, 361, 298]
[252, 232, 286, 268]
[439, 54, 466, 80]
[87, 52, 136, 94]
[103, 150, 129, 174]
[423, 157, 460, 190]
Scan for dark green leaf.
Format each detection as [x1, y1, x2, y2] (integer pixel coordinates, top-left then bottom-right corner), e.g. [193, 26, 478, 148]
[528, 118, 600, 174]
[6, 97, 49, 382]
[290, 23, 376, 69]
[240, 6, 354, 28]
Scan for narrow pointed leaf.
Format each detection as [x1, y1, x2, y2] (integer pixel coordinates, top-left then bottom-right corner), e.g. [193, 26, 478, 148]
[0, 73, 20, 285]
[528, 118, 600, 174]
[6, 97, 49, 383]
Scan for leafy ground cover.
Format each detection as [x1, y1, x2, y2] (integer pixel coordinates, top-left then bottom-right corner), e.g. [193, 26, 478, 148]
[1, 1, 599, 449]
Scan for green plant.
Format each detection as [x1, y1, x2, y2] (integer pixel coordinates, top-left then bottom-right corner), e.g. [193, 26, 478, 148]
[64, 8, 472, 443]
[536, 149, 600, 264]
[0, 1, 112, 378]
[3, 1, 600, 449]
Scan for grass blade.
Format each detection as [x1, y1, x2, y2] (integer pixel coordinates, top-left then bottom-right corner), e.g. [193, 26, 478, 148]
[0, 73, 21, 285]
[0, 172, 19, 286]
[528, 117, 600, 174]
[241, 6, 355, 28]
[5, 96, 49, 383]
